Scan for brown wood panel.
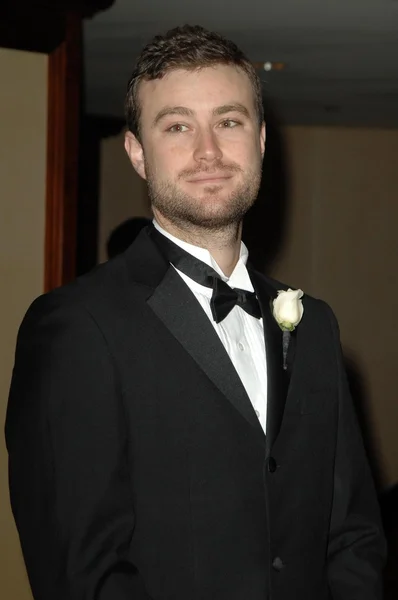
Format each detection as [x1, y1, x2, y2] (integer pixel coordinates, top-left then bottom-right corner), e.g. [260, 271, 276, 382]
[1, 1, 115, 291]
[44, 12, 82, 291]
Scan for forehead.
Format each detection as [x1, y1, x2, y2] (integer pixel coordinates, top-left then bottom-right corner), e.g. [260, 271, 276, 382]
[138, 65, 257, 121]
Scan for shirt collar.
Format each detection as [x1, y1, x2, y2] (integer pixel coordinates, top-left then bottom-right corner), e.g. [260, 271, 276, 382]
[153, 220, 254, 292]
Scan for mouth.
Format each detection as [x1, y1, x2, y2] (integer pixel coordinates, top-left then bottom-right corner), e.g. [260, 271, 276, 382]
[186, 174, 233, 184]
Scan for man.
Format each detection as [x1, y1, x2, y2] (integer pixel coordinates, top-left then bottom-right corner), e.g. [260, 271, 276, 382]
[6, 24, 385, 600]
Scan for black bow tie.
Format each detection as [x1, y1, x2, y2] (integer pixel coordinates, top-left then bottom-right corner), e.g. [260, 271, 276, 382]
[150, 228, 262, 324]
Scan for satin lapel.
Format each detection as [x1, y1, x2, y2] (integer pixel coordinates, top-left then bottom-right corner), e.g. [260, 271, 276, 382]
[148, 267, 264, 436]
[249, 270, 289, 456]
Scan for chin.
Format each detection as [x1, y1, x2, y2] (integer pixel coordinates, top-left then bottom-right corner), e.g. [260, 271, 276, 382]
[188, 203, 249, 228]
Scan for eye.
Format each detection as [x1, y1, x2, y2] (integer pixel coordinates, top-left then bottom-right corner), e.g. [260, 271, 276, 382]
[167, 123, 189, 133]
[219, 119, 240, 128]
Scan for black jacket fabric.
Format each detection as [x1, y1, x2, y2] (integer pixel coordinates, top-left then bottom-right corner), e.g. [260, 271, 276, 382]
[5, 227, 386, 599]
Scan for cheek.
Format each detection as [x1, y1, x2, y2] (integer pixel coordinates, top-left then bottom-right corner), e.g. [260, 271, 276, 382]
[144, 144, 167, 169]
[223, 135, 262, 163]
[229, 148, 259, 170]
[146, 147, 185, 180]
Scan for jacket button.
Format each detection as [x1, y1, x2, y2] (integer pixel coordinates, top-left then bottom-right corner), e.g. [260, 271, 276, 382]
[272, 556, 284, 572]
[268, 456, 277, 473]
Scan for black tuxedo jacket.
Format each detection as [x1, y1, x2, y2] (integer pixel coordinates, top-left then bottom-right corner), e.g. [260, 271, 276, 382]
[6, 227, 385, 600]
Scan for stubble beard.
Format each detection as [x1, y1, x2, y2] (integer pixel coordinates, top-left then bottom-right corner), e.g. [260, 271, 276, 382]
[145, 158, 263, 235]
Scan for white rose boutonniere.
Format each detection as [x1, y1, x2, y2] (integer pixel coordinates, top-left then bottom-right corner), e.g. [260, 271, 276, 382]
[272, 288, 304, 370]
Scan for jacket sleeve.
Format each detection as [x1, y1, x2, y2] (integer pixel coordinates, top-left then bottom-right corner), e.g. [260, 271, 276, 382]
[324, 303, 386, 599]
[5, 295, 150, 600]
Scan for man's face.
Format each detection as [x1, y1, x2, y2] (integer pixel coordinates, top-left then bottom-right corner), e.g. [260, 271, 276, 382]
[125, 65, 266, 231]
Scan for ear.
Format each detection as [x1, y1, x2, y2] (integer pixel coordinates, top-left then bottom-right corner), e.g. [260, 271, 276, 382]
[124, 131, 146, 180]
[260, 122, 266, 157]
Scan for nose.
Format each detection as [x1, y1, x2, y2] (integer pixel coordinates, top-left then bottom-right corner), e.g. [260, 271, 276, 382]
[193, 129, 223, 163]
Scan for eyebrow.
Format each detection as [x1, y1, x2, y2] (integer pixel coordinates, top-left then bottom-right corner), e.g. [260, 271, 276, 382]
[152, 102, 251, 128]
[152, 106, 195, 127]
[212, 103, 250, 118]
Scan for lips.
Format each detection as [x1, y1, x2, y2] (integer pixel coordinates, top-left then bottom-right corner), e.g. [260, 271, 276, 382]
[187, 174, 232, 183]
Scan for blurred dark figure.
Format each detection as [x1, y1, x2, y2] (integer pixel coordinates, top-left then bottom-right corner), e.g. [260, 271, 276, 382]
[243, 97, 288, 273]
[380, 483, 398, 599]
[345, 354, 398, 598]
[107, 216, 151, 259]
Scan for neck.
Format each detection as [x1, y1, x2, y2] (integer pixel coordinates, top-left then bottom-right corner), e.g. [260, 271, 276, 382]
[154, 215, 243, 277]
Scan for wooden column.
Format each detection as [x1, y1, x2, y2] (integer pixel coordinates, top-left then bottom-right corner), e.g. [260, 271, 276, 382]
[45, 12, 82, 291]
[0, 0, 115, 292]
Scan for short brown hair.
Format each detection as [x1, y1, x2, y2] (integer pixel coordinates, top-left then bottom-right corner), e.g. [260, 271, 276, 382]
[125, 24, 264, 140]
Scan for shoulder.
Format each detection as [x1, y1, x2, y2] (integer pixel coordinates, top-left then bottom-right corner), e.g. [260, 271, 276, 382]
[20, 254, 129, 335]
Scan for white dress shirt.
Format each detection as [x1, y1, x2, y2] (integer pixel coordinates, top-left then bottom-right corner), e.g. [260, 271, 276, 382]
[154, 221, 268, 432]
